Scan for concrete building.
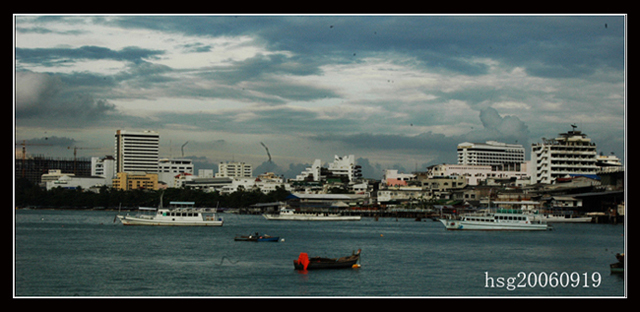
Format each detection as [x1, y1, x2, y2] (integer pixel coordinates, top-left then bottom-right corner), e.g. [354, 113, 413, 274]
[292, 155, 362, 183]
[91, 156, 115, 186]
[218, 161, 252, 178]
[457, 141, 525, 171]
[45, 175, 108, 191]
[158, 158, 194, 188]
[327, 155, 362, 182]
[531, 127, 598, 184]
[112, 171, 159, 190]
[382, 169, 416, 186]
[426, 163, 530, 186]
[114, 130, 159, 174]
[293, 159, 322, 182]
[42, 169, 108, 191]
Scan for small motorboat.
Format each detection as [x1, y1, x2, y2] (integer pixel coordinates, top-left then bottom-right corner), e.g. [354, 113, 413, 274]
[294, 249, 361, 270]
[234, 232, 280, 242]
[610, 253, 624, 274]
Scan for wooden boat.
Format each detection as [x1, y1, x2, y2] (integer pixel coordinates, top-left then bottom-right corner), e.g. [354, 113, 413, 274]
[294, 249, 361, 270]
[234, 233, 280, 242]
[610, 253, 624, 274]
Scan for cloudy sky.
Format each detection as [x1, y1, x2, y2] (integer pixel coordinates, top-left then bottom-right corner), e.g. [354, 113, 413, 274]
[14, 14, 626, 179]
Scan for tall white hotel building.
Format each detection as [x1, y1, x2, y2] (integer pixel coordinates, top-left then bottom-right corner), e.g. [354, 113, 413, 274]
[114, 130, 160, 173]
[531, 128, 597, 184]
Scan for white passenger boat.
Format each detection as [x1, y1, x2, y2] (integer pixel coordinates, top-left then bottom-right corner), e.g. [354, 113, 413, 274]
[263, 208, 361, 221]
[117, 201, 223, 226]
[439, 209, 549, 231]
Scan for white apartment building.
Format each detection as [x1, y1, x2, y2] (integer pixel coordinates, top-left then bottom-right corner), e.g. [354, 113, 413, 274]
[158, 158, 194, 174]
[531, 128, 598, 184]
[91, 156, 115, 186]
[158, 158, 195, 188]
[293, 155, 362, 183]
[457, 141, 525, 171]
[114, 130, 159, 174]
[218, 161, 252, 178]
[293, 159, 322, 181]
[328, 155, 362, 182]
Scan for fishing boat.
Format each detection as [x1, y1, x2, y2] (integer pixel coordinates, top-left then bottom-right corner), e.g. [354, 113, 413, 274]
[294, 249, 361, 270]
[439, 209, 549, 231]
[234, 232, 280, 242]
[610, 253, 624, 274]
[263, 208, 361, 221]
[294, 250, 361, 270]
[117, 201, 223, 226]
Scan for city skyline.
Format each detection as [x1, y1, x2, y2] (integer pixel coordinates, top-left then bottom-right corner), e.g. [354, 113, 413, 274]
[14, 15, 626, 179]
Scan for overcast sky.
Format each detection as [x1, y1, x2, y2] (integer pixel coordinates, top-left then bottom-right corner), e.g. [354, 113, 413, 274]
[14, 14, 626, 179]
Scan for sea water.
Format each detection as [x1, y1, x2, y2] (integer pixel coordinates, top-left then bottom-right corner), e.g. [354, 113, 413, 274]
[14, 209, 625, 297]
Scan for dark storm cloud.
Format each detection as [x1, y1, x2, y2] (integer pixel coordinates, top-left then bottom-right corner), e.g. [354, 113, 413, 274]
[15, 71, 118, 126]
[15, 45, 165, 67]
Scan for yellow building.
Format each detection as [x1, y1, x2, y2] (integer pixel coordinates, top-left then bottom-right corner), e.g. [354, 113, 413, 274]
[112, 172, 159, 190]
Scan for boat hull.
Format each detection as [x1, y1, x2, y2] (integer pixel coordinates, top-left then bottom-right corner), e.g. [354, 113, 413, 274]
[293, 258, 359, 270]
[293, 250, 361, 270]
[117, 215, 223, 226]
[234, 235, 280, 242]
[440, 218, 548, 231]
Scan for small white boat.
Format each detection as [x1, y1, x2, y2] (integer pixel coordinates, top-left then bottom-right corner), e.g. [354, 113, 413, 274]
[440, 209, 549, 231]
[263, 208, 361, 221]
[117, 201, 223, 226]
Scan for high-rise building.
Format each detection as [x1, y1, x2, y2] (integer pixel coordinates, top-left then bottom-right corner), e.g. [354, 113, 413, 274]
[114, 130, 159, 174]
[457, 141, 525, 171]
[531, 127, 598, 184]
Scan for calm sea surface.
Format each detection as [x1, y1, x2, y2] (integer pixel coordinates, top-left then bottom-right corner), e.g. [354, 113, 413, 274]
[14, 209, 625, 297]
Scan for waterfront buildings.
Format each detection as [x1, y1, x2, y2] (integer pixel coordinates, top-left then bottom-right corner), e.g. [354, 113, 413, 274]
[114, 130, 159, 174]
[531, 127, 598, 184]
